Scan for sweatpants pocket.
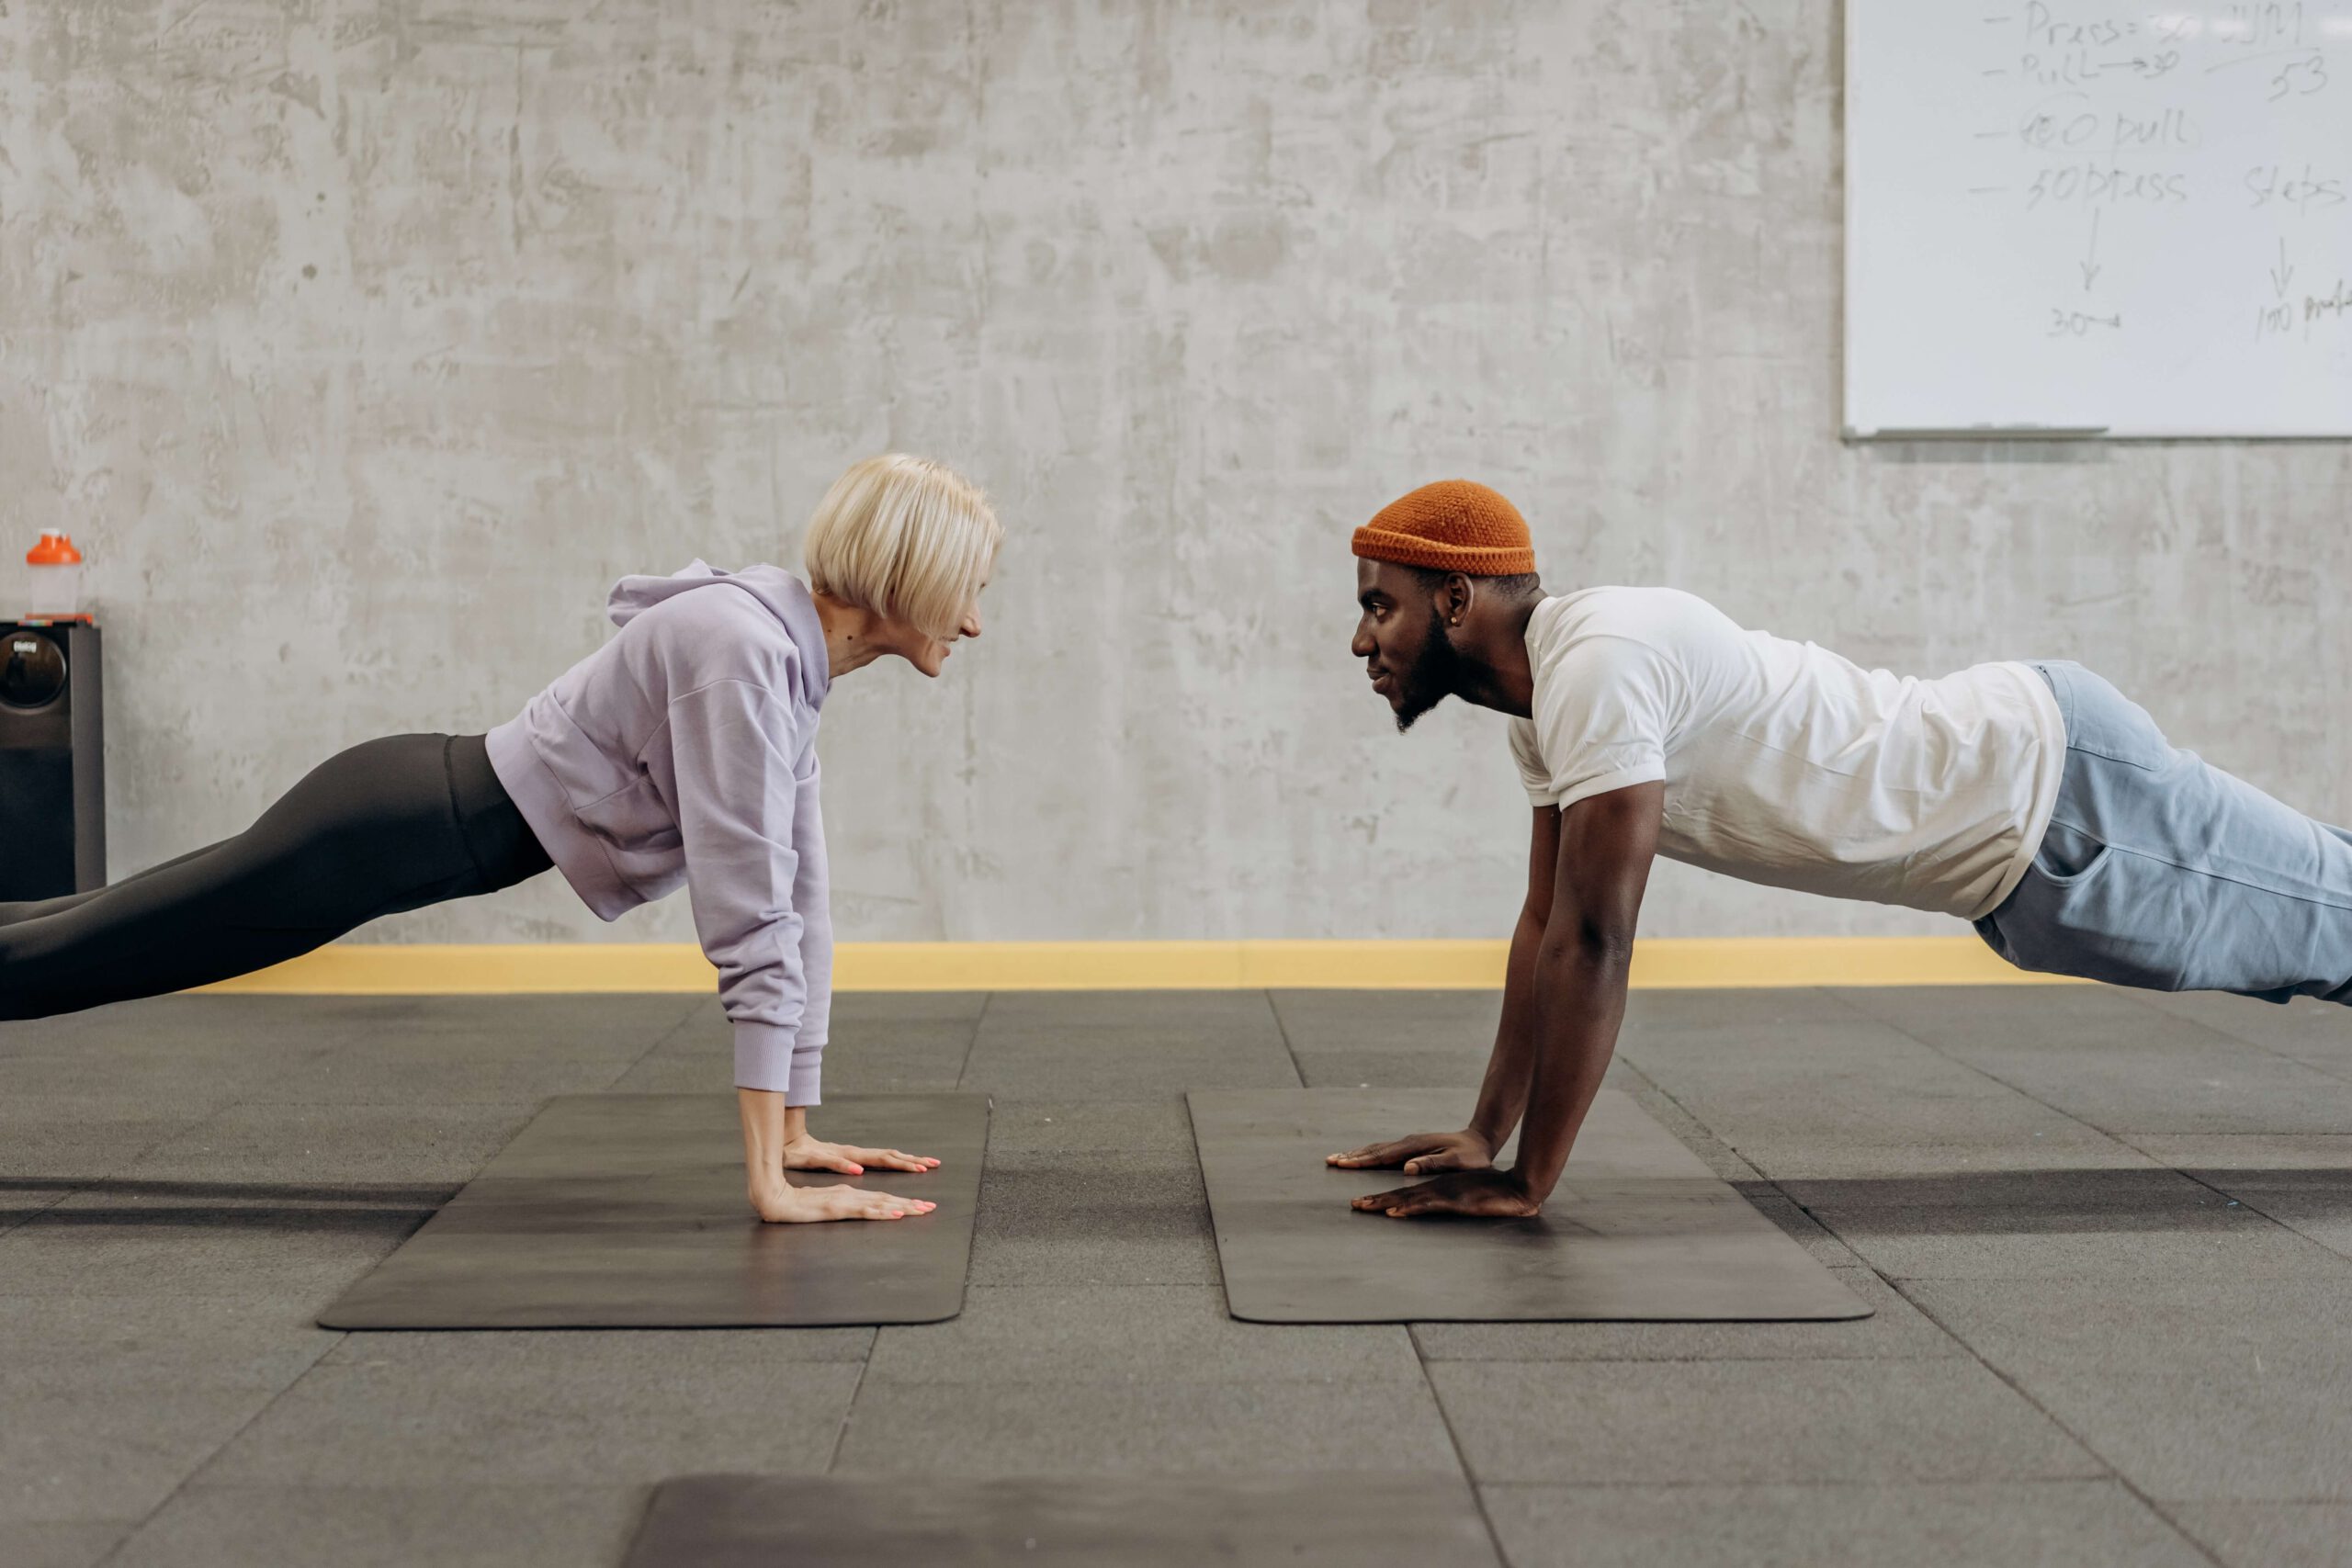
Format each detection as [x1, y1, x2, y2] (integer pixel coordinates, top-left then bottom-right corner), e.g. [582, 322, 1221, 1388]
[1979, 847, 2188, 991]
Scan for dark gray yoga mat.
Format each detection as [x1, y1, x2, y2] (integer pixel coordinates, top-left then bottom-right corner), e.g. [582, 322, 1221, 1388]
[1191, 1089, 1871, 1324]
[320, 1093, 987, 1329]
[623, 1473, 1502, 1567]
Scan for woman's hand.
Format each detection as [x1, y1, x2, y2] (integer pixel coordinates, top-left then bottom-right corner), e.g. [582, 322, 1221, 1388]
[1325, 1127, 1495, 1176]
[1349, 1168, 1543, 1220]
[782, 1134, 942, 1177]
[748, 1179, 937, 1224]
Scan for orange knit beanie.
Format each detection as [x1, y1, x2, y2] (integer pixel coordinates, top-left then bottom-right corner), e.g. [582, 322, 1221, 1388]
[1351, 480, 1536, 576]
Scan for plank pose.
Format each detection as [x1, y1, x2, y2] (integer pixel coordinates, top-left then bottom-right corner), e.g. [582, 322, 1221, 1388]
[0, 455, 1000, 1225]
[1330, 480, 2352, 1220]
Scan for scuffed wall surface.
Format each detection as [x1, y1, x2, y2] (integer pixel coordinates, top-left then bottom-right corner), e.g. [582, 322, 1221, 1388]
[2, 0, 2346, 943]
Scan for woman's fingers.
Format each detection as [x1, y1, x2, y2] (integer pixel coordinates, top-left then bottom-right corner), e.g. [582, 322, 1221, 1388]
[842, 1145, 941, 1173]
[811, 1182, 936, 1222]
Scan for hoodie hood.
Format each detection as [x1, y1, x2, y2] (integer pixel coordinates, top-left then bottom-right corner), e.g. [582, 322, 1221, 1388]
[606, 560, 831, 704]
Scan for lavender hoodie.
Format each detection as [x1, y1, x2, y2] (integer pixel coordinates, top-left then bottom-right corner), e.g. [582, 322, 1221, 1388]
[485, 562, 833, 1104]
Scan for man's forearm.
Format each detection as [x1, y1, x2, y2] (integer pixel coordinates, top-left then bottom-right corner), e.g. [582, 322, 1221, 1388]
[1508, 937, 1633, 1197]
[1466, 904, 1550, 1148]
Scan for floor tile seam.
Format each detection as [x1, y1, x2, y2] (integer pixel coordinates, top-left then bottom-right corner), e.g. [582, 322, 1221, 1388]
[2112, 989, 2352, 1083]
[1264, 989, 1308, 1089]
[1873, 1034, 2352, 1271]
[951, 993, 992, 1091]
[1470, 1475, 2177, 1495]
[1603, 1055, 1770, 1184]
[1887, 1279, 2230, 1568]
[2094, 1128, 2352, 1269]
[1410, 1299, 1523, 1564]
[1411, 1349, 1970, 1366]
[823, 1336, 879, 1474]
[1823, 988, 2327, 1197]
[88, 1323, 353, 1568]
[609, 998, 718, 1081]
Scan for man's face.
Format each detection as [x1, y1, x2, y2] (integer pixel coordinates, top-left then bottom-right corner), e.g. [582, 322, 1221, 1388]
[1351, 558, 1462, 732]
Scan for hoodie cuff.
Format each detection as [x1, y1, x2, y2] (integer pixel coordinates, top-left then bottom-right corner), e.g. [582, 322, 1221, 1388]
[732, 1021, 802, 1100]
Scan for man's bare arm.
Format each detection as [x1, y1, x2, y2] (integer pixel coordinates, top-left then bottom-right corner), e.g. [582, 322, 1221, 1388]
[1351, 782, 1662, 1219]
[1329, 806, 1558, 1174]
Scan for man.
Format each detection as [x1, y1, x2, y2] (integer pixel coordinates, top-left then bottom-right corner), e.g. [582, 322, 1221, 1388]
[1329, 479, 2352, 1220]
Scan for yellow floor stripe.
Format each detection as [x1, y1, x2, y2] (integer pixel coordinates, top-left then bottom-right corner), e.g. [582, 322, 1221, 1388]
[194, 937, 2082, 995]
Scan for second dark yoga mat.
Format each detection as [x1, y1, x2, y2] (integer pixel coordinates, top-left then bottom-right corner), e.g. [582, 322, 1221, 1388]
[320, 1092, 987, 1329]
[1191, 1088, 1870, 1324]
[624, 1473, 1501, 1566]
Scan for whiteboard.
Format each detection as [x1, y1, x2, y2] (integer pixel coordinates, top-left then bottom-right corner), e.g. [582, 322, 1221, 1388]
[1845, 2, 2352, 438]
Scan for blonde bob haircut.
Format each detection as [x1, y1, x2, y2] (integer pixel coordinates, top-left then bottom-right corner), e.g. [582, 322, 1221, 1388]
[801, 454, 1001, 640]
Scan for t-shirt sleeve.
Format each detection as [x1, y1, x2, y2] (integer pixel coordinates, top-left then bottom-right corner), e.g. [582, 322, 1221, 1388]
[1523, 633, 1677, 810]
[1508, 717, 1556, 806]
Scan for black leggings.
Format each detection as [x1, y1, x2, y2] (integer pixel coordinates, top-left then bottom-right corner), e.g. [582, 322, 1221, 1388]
[0, 733, 551, 1019]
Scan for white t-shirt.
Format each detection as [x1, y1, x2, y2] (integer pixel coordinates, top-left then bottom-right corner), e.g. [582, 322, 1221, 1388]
[1507, 588, 2065, 921]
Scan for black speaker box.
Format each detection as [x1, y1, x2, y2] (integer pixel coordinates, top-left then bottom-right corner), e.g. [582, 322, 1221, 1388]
[1, 620, 105, 900]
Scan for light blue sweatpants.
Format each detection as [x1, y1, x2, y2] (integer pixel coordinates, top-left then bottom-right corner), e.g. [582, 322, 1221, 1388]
[1973, 660, 2352, 1005]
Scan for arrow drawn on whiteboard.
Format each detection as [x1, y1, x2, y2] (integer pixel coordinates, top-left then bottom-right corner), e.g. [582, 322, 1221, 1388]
[2271, 238, 2296, 299]
[2080, 209, 2102, 292]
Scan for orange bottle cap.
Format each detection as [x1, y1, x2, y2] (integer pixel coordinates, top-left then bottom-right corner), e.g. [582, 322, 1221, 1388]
[27, 531, 82, 566]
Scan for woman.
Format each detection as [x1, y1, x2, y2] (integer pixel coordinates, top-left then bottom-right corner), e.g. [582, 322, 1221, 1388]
[0, 454, 1000, 1225]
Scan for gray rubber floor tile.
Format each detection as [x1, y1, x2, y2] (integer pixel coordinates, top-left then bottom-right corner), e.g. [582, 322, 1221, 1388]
[242, 1048, 629, 1105]
[961, 1034, 1300, 1098]
[1779, 1167, 2348, 1280]
[339, 993, 708, 1049]
[1837, 985, 2352, 1134]
[0, 1295, 339, 1391]
[322, 1324, 873, 1368]
[0, 1384, 280, 1523]
[105, 1101, 540, 1187]
[627, 1472, 1501, 1567]
[1902, 1276, 2352, 1502]
[1409, 1268, 1954, 1361]
[2132, 991, 2352, 1078]
[197, 1353, 862, 1487]
[832, 1379, 1462, 1477]
[968, 1151, 1220, 1286]
[962, 991, 1297, 1098]
[604, 1051, 735, 1092]
[1743, 1190, 1871, 1268]
[8, 1521, 133, 1568]
[1627, 986, 1869, 1032]
[109, 1483, 647, 1568]
[978, 990, 1289, 1032]
[984, 1097, 1199, 1156]
[1267, 988, 1504, 1052]
[1480, 1480, 2210, 1568]
[1290, 1047, 1490, 1088]
[1430, 1359, 2105, 1484]
[2172, 1503, 2352, 1568]
[832, 990, 991, 1024]
[0, 1193, 424, 1299]
[1619, 1021, 2145, 1178]
[2130, 1134, 2352, 1260]
[866, 1285, 1420, 1384]
[0, 1097, 209, 1179]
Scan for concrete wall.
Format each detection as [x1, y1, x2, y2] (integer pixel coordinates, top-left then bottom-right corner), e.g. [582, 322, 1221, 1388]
[4, 0, 2347, 945]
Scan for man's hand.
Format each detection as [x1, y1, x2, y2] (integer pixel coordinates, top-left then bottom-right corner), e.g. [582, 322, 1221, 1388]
[783, 1134, 941, 1177]
[1351, 1168, 1543, 1220]
[1326, 1128, 1495, 1175]
[748, 1179, 937, 1224]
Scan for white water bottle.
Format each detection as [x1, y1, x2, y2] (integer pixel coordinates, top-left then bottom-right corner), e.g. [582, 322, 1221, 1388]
[27, 531, 84, 618]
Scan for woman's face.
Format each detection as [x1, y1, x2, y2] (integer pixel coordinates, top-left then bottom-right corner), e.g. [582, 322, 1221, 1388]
[899, 584, 986, 678]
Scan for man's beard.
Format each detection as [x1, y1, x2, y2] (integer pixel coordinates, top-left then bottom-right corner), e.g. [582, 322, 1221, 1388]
[1394, 607, 1464, 733]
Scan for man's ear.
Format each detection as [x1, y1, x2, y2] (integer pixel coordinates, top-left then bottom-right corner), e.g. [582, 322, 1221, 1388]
[1440, 572, 1473, 629]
